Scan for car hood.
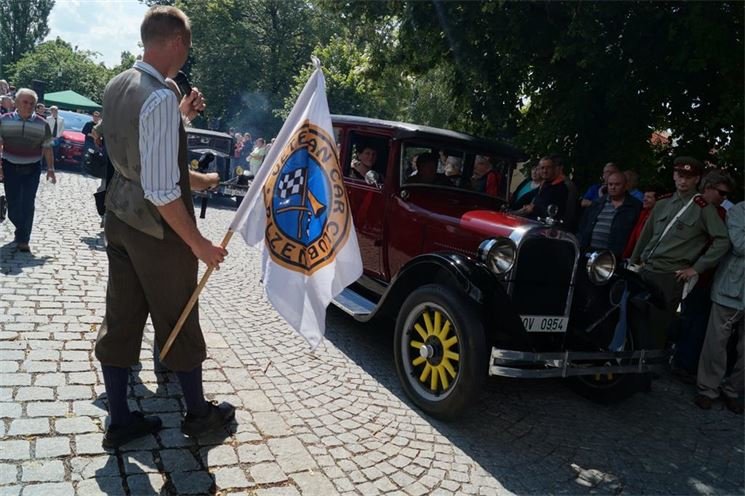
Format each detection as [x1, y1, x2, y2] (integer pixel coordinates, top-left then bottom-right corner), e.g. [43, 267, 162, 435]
[61, 130, 84, 143]
[459, 209, 541, 239]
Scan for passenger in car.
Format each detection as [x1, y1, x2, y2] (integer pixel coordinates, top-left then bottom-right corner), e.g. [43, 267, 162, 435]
[470, 155, 501, 196]
[408, 152, 451, 186]
[403, 153, 418, 180]
[350, 144, 380, 180]
[443, 156, 464, 187]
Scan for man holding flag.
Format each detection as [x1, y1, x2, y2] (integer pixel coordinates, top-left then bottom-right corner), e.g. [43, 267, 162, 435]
[161, 57, 363, 357]
[95, 5, 235, 449]
[154, 50, 362, 448]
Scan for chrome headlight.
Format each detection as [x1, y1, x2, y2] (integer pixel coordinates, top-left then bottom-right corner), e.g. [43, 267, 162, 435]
[586, 250, 616, 285]
[478, 237, 517, 275]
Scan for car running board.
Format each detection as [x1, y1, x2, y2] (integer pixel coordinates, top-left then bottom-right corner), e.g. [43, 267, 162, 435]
[332, 288, 376, 319]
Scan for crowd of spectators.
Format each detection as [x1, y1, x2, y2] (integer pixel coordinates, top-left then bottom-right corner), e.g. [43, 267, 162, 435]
[509, 154, 742, 414]
[229, 128, 275, 177]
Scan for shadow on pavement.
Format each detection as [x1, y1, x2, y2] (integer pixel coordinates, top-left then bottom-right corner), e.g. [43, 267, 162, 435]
[323, 306, 743, 495]
[93, 368, 237, 495]
[0, 241, 50, 274]
[80, 233, 106, 251]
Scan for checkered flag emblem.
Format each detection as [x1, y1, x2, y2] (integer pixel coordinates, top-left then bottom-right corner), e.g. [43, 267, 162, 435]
[278, 168, 307, 199]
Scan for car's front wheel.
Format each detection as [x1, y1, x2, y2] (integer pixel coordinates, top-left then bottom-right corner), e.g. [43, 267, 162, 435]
[394, 284, 487, 420]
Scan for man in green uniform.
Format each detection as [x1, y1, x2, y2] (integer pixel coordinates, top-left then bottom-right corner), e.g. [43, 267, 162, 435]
[629, 156, 729, 347]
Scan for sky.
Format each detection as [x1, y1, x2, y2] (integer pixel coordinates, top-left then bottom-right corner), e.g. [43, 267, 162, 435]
[45, 0, 149, 68]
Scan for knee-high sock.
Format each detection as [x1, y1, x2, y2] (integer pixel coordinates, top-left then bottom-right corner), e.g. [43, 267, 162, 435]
[101, 365, 132, 426]
[176, 365, 208, 417]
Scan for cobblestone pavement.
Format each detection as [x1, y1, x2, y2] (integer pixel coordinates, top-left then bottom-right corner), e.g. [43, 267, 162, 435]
[1, 171, 743, 496]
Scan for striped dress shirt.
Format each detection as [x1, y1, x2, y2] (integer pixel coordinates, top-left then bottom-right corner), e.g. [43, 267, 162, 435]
[135, 61, 182, 206]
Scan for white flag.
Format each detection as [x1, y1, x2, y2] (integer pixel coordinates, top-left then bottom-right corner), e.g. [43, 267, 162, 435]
[230, 58, 363, 349]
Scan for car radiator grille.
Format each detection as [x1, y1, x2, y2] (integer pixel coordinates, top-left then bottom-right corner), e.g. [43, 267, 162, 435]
[511, 237, 576, 316]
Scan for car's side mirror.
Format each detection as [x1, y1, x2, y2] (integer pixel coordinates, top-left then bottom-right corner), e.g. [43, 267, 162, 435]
[365, 170, 383, 190]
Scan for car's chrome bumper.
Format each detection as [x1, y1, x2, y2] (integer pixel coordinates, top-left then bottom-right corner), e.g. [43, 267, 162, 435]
[489, 348, 670, 378]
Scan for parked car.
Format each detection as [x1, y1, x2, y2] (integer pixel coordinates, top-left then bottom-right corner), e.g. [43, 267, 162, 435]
[56, 110, 93, 167]
[186, 128, 249, 208]
[330, 115, 668, 420]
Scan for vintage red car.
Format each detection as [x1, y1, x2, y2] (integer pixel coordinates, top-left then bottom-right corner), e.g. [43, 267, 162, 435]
[330, 115, 668, 419]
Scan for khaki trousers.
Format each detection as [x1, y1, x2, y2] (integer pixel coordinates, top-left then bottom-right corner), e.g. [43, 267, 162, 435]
[95, 212, 207, 372]
[696, 303, 744, 400]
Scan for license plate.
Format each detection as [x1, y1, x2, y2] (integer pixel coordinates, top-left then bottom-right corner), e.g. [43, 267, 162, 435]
[520, 315, 568, 333]
[223, 186, 246, 197]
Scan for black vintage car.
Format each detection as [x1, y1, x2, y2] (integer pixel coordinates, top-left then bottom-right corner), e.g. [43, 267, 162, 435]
[186, 128, 250, 207]
[329, 115, 669, 419]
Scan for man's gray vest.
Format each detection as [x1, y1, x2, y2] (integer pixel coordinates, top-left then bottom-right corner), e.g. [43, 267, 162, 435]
[102, 67, 193, 239]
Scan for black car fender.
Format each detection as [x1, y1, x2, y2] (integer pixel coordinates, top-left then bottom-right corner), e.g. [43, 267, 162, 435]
[374, 252, 529, 346]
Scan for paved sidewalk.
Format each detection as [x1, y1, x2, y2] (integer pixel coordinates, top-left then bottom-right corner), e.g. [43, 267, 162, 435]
[0, 172, 743, 495]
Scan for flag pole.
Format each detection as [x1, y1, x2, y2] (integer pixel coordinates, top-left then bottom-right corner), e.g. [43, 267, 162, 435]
[159, 229, 235, 361]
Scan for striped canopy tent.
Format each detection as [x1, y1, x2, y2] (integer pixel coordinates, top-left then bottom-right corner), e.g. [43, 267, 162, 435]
[43, 90, 101, 112]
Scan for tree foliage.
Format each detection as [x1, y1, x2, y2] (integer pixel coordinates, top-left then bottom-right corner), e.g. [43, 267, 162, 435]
[320, 1, 743, 188]
[0, 0, 55, 76]
[7, 39, 112, 103]
[174, 0, 334, 137]
[282, 34, 462, 132]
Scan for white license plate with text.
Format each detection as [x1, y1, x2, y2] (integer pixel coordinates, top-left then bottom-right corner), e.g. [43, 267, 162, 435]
[223, 186, 246, 197]
[521, 315, 568, 333]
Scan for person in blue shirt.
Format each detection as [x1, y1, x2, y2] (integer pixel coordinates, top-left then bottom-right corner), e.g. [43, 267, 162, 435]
[624, 169, 644, 201]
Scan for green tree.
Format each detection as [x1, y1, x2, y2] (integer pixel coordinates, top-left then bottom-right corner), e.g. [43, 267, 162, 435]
[321, 1, 743, 189]
[282, 36, 397, 119]
[7, 38, 111, 103]
[112, 51, 137, 76]
[282, 36, 460, 131]
[0, 0, 55, 75]
[174, 0, 334, 136]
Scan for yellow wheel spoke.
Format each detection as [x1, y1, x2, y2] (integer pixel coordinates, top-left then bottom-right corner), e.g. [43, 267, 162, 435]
[413, 323, 427, 341]
[442, 359, 457, 378]
[412, 356, 426, 366]
[409, 340, 424, 349]
[438, 366, 450, 390]
[419, 363, 431, 383]
[443, 336, 458, 349]
[434, 311, 442, 336]
[430, 366, 439, 391]
[445, 351, 459, 361]
[422, 311, 434, 335]
[438, 320, 451, 339]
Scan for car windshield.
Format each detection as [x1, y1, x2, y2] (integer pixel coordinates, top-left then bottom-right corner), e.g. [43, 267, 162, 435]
[59, 111, 93, 132]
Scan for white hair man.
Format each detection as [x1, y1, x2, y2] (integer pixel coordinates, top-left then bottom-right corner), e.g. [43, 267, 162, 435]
[0, 87, 56, 252]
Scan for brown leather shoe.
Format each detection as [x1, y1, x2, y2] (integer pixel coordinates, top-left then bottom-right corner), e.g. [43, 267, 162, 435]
[723, 396, 744, 414]
[694, 394, 714, 410]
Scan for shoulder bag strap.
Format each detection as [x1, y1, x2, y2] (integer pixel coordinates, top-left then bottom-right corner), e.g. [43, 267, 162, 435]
[644, 194, 699, 262]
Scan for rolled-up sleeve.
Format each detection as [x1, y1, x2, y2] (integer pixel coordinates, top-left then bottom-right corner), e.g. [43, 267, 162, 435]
[139, 89, 181, 206]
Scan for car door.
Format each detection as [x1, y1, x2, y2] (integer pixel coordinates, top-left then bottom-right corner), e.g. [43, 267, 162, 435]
[338, 128, 391, 280]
